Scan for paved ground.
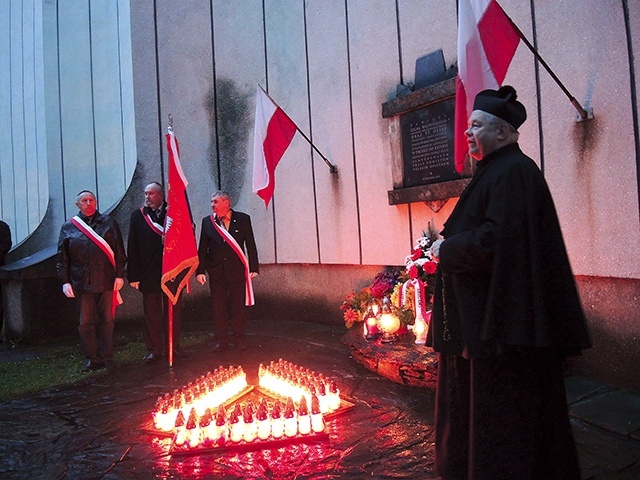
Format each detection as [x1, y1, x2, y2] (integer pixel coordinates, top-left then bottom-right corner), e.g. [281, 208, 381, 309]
[0, 318, 639, 479]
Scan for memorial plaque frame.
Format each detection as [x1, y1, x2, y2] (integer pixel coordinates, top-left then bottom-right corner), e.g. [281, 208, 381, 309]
[382, 77, 472, 206]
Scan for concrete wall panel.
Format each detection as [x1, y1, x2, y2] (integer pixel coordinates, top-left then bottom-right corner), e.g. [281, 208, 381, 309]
[347, 0, 408, 265]
[10, 1, 28, 240]
[129, 0, 163, 188]
[264, 0, 318, 263]
[33, 1, 49, 223]
[91, 0, 128, 208]
[306, 0, 360, 264]
[58, 1, 97, 213]
[21, 1, 42, 234]
[0, 1, 14, 229]
[155, 0, 216, 228]
[211, 0, 272, 262]
[536, 0, 640, 278]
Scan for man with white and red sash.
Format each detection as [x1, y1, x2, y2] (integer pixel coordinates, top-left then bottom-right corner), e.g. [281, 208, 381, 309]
[57, 190, 126, 372]
[196, 191, 259, 352]
[127, 182, 186, 364]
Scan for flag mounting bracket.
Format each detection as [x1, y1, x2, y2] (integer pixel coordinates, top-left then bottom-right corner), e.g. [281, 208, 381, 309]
[505, 14, 594, 123]
[294, 126, 338, 174]
[167, 114, 174, 133]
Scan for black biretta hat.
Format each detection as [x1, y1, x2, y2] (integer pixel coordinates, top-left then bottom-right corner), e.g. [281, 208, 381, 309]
[473, 85, 527, 129]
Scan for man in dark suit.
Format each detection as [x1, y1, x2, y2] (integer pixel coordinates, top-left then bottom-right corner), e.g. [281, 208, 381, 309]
[128, 182, 185, 363]
[196, 190, 259, 352]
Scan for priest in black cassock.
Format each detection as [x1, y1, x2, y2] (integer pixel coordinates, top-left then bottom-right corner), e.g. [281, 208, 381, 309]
[429, 86, 591, 480]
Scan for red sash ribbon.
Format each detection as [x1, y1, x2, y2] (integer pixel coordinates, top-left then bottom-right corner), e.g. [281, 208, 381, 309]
[70, 216, 124, 314]
[399, 278, 428, 320]
[209, 214, 255, 306]
[140, 207, 164, 236]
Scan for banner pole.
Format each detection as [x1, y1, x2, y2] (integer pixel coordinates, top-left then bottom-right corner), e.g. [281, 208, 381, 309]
[168, 300, 174, 367]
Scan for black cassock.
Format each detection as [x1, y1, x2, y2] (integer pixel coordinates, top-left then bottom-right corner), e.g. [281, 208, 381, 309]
[430, 143, 591, 480]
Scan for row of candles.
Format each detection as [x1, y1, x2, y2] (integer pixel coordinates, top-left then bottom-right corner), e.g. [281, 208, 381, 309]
[152, 360, 342, 448]
[153, 365, 249, 432]
[174, 395, 325, 448]
[258, 359, 341, 413]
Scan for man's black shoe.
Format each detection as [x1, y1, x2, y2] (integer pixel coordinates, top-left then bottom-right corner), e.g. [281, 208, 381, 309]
[81, 360, 102, 372]
[211, 341, 227, 353]
[144, 353, 161, 364]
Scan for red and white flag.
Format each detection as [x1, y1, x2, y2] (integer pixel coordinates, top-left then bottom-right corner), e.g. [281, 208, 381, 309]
[161, 130, 199, 305]
[455, 0, 520, 172]
[252, 85, 297, 208]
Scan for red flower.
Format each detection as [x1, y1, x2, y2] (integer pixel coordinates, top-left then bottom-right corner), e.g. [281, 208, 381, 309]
[411, 248, 423, 261]
[407, 264, 419, 279]
[343, 308, 359, 324]
[423, 261, 437, 275]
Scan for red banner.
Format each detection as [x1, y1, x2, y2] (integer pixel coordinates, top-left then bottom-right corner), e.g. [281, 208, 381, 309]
[161, 130, 199, 305]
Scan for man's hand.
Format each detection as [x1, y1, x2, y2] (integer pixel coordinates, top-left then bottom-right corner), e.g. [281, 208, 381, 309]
[130, 281, 140, 290]
[250, 272, 258, 279]
[62, 283, 75, 298]
[196, 274, 207, 285]
[114, 278, 124, 291]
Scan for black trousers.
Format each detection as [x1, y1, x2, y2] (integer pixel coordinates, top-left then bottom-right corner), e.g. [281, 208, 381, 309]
[208, 277, 246, 345]
[142, 292, 182, 355]
[77, 292, 114, 363]
[435, 350, 581, 480]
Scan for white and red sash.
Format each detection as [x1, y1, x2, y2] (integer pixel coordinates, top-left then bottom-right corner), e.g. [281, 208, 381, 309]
[140, 207, 164, 236]
[70, 216, 124, 311]
[210, 214, 255, 306]
[399, 278, 428, 321]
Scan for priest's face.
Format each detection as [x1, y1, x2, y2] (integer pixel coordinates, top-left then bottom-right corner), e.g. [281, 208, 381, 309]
[465, 111, 502, 160]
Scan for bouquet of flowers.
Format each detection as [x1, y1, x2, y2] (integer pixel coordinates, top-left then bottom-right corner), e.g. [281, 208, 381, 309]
[396, 224, 439, 316]
[340, 271, 400, 328]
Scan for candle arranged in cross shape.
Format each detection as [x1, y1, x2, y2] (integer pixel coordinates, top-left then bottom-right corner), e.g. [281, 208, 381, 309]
[152, 359, 340, 449]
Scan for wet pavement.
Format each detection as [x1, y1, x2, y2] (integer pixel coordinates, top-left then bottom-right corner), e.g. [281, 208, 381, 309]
[0, 318, 639, 479]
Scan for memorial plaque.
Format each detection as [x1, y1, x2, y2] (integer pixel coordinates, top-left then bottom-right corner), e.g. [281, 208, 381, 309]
[400, 97, 460, 187]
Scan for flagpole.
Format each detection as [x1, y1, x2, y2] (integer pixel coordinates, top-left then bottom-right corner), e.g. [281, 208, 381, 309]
[168, 301, 174, 367]
[167, 113, 174, 368]
[294, 126, 338, 174]
[504, 14, 593, 121]
[259, 85, 338, 173]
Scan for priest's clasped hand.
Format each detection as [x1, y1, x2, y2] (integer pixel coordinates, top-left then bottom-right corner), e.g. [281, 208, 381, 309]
[430, 239, 443, 262]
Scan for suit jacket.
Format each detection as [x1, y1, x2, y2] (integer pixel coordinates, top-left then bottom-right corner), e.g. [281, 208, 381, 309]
[196, 210, 259, 282]
[57, 211, 126, 294]
[127, 203, 166, 293]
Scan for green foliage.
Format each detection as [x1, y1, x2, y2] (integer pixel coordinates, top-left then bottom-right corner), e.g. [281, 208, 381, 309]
[0, 333, 212, 402]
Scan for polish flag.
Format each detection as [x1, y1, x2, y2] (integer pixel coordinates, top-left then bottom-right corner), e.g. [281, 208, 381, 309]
[252, 85, 298, 208]
[454, 0, 520, 172]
